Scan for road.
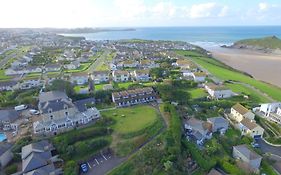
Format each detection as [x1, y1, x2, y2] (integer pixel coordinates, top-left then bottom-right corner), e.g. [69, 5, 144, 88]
[88, 49, 111, 72]
[256, 138, 281, 157]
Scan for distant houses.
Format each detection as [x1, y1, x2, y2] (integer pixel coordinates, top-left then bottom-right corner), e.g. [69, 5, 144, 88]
[112, 87, 156, 107]
[132, 69, 151, 82]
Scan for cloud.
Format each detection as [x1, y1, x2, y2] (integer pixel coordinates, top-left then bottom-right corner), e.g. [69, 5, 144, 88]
[189, 2, 228, 18]
[259, 2, 268, 11]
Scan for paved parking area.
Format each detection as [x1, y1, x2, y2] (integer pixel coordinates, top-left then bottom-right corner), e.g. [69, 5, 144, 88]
[256, 138, 281, 157]
[80, 150, 126, 175]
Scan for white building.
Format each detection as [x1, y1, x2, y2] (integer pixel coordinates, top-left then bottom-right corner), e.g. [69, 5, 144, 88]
[112, 70, 130, 82]
[191, 72, 207, 82]
[70, 73, 89, 85]
[258, 102, 281, 124]
[231, 103, 255, 122]
[133, 70, 151, 82]
[239, 118, 264, 139]
[204, 83, 233, 99]
[91, 71, 110, 84]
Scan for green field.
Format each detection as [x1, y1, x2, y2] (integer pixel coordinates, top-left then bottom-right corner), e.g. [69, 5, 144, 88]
[225, 83, 270, 103]
[101, 105, 159, 134]
[236, 36, 281, 49]
[0, 69, 12, 81]
[176, 50, 281, 101]
[188, 88, 208, 99]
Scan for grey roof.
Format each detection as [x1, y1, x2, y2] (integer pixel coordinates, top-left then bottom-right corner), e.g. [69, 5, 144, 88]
[0, 143, 12, 156]
[0, 109, 20, 122]
[39, 91, 68, 103]
[233, 144, 262, 160]
[208, 117, 228, 126]
[24, 164, 57, 175]
[39, 99, 74, 114]
[74, 98, 96, 112]
[22, 140, 53, 173]
[22, 140, 52, 160]
[0, 81, 18, 86]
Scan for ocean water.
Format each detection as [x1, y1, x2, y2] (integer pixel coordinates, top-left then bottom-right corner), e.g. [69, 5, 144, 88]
[62, 26, 281, 48]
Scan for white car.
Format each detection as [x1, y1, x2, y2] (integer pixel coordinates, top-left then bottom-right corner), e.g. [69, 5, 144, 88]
[29, 109, 40, 115]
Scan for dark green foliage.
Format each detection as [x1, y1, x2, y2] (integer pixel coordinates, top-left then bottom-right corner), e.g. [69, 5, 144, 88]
[46, 79, 74, 97]
[12, 136, 32, 153]
[4, 164, 18, 175]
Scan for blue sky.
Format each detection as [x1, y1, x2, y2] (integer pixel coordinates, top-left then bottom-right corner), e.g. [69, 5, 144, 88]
[0, 0, 281, 28]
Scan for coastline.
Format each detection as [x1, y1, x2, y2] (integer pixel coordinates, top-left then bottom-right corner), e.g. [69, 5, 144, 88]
[205, 46, 281, 88]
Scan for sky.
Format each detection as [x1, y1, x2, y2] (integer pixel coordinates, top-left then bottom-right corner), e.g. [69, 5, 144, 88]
[1, 0, 281, 28]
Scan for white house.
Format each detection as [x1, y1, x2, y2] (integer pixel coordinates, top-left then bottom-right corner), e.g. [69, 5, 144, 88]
[191, 72, 207, 82]
[258, 102, 281, 124]
[239, 118, 264, 139]
[204, 83, 233, 99]
[133, 70, 151, 82]
[231, 103, 255, 122]
[70, 73, 89, 85]
[45, 64, 62, 72]
[122, 60, 138, 68]
[64, 61, 80, 70]
[91, 71, 110, 84]
[20, 79, 42, 90]
[112, 70, 130, 82]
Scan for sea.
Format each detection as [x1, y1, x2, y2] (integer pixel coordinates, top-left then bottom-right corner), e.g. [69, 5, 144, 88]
[61, 26, 281, 49]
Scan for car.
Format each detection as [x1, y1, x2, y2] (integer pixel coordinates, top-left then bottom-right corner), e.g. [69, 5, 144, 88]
[80, 163, 89, 173]
[251, 142, 260, 148]
[29, 109, 40, 115]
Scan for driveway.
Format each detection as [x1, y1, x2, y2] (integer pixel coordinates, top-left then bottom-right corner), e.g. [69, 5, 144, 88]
[256, 139, 281, 157]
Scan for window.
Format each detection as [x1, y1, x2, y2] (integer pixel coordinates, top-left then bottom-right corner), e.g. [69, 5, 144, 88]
[50, 115, 53, 120]
[65, 112, 68, 116]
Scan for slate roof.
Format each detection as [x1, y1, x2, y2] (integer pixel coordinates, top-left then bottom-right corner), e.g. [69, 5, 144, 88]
[0, 143, 12, 156]
[74, 98, 96, 112]
[208, 117, 228, 127]
[38, 91, 68, 103]
[22, 140, 54, 173]
[0, 81, 18, 87]
[233, 144, 262, 160]
[40, 99, 74, 114]
[0, 109, 20, 122]
[24, 164, 57, 175]
[208, 169, 223, 175]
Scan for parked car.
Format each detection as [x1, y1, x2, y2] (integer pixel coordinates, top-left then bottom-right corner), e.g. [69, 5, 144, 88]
[14, 104, 28, 111]
[251, 142, 260, 148]
[29, 109, 40, 115]
[80, 163, 89, 173]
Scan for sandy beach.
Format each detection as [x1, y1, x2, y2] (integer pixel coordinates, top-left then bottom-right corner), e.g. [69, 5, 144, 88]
[205, 46, 281, 88]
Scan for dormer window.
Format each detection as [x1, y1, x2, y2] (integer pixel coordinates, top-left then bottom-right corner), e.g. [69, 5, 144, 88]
[50, 115, 53, 120]
[64, 105, 68, 110]
[65, 112, 68, 116]
[48, 109, 52, 113]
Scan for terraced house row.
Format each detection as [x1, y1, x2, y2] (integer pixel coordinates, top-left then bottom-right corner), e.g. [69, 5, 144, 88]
[112, 87, 157, 107]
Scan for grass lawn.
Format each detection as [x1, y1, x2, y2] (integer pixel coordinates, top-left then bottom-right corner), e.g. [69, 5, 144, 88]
[114, 81, 135, 89]
[101, 105, 159, 134]
[23, 72, 42, 80]
[65, 63, 92, 73]
[74, 85, 88, 94]
[176, 50, 281, 101]
[226, 83, 270, 103]
[102, 105, 163, 156]
[0, 69, 13, 81]
[188, 88, 208, 99]
[94, 83, 111, 91]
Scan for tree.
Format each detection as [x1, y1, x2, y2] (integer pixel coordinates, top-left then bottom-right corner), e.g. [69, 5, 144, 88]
[46, 79, 74, 97]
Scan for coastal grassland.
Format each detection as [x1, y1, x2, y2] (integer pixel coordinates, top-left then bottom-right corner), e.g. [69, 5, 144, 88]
[101, 105, 164, 156]
[225, 83, 270, 103]
[236, 36, 281, 49]
[109, 104, 183, 175]
[188, 88, 208, 99]
[176, 50, 281, 101]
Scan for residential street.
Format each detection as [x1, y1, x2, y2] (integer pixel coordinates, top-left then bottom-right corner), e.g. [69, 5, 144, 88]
[256, 139, 281, 157]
